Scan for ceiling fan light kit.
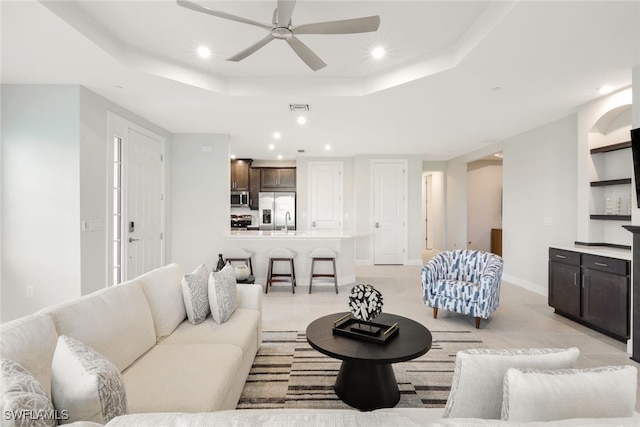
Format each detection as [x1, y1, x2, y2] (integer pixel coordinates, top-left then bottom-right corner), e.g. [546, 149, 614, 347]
[177, 0, 381, 71]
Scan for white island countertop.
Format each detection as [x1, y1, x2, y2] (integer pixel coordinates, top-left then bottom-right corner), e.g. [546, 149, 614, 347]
[226, 230, 352, 239]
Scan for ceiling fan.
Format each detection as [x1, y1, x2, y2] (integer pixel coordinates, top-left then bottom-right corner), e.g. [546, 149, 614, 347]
[177, 0, 381, 71]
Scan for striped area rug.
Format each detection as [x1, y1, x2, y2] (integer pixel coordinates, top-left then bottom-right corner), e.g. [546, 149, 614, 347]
[236, 329, 484, 410]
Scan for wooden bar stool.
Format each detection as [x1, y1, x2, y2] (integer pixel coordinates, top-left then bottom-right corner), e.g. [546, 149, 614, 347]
[223, 248, 254, 275]
[266, 248, 297, 294]
[309, 248, 338, 294]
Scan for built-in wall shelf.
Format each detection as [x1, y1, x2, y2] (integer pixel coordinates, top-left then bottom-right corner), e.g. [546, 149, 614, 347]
[590, 178, 632, 187]
[590, 140, 631, 154]
[590, 214, 631, 221]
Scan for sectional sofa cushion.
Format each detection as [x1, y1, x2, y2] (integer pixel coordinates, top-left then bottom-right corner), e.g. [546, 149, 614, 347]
[181, 264, 210, 325]
[138, 263, 187, 339]
[122, 343, 243, 413]
[51, 336, 127, 424]
[443, 347, 580, 419]
[44, 280, 156, 373]
[1, 358, 56, 427]
[159, 309, 260, 356]
[0, 313, 58, 396]
[208, 264, 238, 324]
[501, 365, 638, 422]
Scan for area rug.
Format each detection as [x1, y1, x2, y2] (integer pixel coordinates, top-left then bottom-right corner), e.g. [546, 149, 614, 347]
[236, 329, 484, 410]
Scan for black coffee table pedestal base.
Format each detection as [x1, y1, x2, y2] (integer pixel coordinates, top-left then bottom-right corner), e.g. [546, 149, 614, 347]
[334, 360, 399, 411]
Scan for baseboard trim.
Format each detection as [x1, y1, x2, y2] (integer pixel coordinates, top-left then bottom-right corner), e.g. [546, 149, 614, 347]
[502, 273, 547, 297]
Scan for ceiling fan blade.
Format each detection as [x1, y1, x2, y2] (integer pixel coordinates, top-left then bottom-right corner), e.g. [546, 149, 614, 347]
[227, 35, 274, 62]
[177, 0, 272, 31]
[293, 15, 380, 35]
[277, 0, 296, 26]
[286, 36, 326, 71]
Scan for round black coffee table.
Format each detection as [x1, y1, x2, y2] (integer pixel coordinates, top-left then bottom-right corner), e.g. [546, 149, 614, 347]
[305, 312, 432, 411]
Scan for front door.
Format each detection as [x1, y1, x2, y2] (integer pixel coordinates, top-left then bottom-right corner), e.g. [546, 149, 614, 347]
[373, 160, 406, 264]
[124, 128, 164, 280]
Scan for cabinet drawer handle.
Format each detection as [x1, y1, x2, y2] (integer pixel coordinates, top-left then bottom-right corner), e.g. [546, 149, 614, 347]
[555, 255, 567, 259]
[594, 262, 608, 267]
[573, 272, 577, 286]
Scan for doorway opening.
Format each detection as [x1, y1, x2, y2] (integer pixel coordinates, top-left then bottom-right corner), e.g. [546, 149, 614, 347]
[421, 171, 444, 263]
[466, 153, 503, 255]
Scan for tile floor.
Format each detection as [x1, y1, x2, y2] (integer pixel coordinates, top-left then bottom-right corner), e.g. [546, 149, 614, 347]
[260, 264, 640, 411]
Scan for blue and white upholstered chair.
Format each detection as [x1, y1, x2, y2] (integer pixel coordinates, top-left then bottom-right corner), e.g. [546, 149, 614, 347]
[421, 249, 504, 328]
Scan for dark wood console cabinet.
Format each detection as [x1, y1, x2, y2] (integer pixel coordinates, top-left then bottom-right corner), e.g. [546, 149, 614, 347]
[548, 247, 630, 342]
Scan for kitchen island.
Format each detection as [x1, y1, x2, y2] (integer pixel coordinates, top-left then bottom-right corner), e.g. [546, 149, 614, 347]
[225, 230, 355, 291]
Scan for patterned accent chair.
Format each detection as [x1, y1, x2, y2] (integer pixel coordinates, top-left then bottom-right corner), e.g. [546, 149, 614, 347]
[421, 249, 504, 328]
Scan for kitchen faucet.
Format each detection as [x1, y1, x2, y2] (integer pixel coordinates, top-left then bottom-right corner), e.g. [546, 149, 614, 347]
[284, 211, 291, 234]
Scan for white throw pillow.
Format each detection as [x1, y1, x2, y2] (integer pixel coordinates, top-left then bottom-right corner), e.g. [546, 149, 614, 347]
[443, 347, 580, 419]
[181, 264, 211, 325]
[502, 365, 637, 422]
[1, 358, 57, 427]
[51, 336, 127, 424]
[208, 264, 238, 324]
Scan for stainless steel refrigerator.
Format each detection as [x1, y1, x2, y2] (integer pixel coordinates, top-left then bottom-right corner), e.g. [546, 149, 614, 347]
[258, 192, 296, 230]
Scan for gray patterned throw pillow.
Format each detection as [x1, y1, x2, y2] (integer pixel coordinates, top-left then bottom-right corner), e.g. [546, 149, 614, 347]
[51, 335, 127, 424]
[182, 264, 211, 324]
[208, 263, 238, 324]
[1, 359, 57, 427]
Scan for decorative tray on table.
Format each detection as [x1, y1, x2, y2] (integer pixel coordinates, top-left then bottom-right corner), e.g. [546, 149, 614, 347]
[332, 313, 399, 345]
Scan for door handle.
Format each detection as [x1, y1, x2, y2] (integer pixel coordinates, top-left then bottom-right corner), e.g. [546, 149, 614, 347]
[312, 221, 316, 227]
[128, 237, 140, 243]
[375, 222, 380, 228]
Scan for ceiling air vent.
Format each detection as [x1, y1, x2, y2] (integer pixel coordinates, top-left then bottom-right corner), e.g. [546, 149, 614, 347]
[298, 149, 306, 153]
[289, 104, 310, 112]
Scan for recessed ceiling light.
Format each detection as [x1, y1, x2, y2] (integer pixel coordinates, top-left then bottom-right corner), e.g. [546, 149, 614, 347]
[324, 144, 331, 151]
[297, 116, 307, 125]
[372, 46, 385, 59]
[277, 154, 283, 160]
[494, 152, 503, 159]
[197, 46, 211, 58]
[273, 132, 281, 140]
[598, 85, 614, 95]
[268, 144, 275, 150]
[230, 154, 236, 159]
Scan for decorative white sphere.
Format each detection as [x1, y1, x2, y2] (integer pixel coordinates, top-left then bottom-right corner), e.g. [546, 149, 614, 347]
[234, 264, 250, 280]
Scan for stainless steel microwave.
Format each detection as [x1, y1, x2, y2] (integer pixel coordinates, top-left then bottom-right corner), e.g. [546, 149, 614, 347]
[231, 191, 249, 208]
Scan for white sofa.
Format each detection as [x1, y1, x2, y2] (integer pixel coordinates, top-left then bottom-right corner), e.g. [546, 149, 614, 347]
[1, 263, 262, 424]
[2, 263, 639, 427]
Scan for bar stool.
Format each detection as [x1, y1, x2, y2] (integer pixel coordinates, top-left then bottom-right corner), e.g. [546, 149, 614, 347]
[265, 248, 297, 294]
[223, 248, 254, 275]
[309, 248, 338, 294]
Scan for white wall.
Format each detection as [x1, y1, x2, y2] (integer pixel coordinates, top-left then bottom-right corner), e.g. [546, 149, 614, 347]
[1, 84, 171, 321]
[2, 85, 82, 321]
[467, 160, 503, 252]
[79, 87, 170, 295]
[170, 134, 230, 272]
[446, 115, 577, 295]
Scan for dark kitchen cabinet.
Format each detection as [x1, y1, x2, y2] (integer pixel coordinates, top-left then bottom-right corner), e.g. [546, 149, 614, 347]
[248, 167, 260, 210]
[581, 255, 629, 339]
[548, 247, 630, 341]
[260, 168, 296, 191]
[231, 159, 251, 191]
[548, 249, 581, 318]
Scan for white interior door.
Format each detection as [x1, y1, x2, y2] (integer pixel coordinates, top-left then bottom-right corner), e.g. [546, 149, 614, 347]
[309, 162, 343, 230]
[124, 128, 164, 280]
[373, 160, 406, 264]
